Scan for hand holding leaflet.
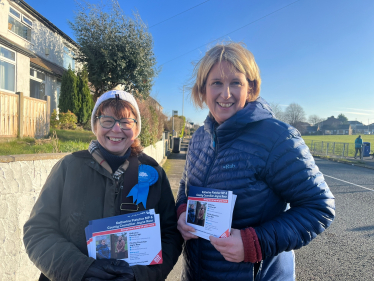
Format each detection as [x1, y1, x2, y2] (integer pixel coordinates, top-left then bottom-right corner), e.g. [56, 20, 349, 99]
[186, 186, 236, 240]
[85, 209, 162, 266]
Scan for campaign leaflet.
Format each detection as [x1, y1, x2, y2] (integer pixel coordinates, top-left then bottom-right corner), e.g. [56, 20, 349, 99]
[85, 209, 162, 266]
[186, 186, 237, 240]
[86, 210, 156, 258]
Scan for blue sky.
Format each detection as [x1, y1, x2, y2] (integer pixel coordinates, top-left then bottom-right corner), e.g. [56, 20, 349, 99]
[26, 0, 374, 125]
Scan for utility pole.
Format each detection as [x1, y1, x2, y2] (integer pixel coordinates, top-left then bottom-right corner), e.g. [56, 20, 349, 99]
[182, 85, 185, 142]
[182, 85, 185, 118]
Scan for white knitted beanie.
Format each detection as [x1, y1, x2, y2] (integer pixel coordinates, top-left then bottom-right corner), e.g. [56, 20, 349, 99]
[91, 90, 141, 137]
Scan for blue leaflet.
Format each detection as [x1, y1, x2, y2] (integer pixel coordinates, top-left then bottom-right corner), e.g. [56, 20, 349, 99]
[127, 165, 158, 209]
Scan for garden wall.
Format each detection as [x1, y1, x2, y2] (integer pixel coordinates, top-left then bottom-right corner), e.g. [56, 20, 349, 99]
[0, 138, 168, 280]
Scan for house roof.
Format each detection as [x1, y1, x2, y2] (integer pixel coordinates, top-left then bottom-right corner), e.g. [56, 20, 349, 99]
[0, 34, 36, 58]
[323, 124, 351, 130]
[347, 121, 363, 125]
[306, 126, 318, 131]
[355, 124, 374, 129]
[30, 56, 65, 78]
[17, 0, 79, 48]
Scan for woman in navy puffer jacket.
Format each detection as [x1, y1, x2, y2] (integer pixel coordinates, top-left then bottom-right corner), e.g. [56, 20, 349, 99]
[176, 42, 335, 281]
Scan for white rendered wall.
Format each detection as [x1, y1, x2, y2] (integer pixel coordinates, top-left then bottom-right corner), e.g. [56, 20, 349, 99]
[16, 52, 30, 97]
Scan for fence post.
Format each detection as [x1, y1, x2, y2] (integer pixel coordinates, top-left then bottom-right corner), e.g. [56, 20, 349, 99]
[326, 143, 329, 155]
[321, 141, 324, 154]
[333, 142, 336, 155]
[17, 92, 24, 138]
[342, 143, 345, 157]
[346, 143, 349, 157]
[44, 95, 50, 136]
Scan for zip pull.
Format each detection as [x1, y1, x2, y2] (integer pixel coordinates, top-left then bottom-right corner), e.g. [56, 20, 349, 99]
[212, 130, 216, 149]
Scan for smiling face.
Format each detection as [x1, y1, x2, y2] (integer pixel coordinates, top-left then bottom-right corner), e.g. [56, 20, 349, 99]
[205, 61, 251, 124]
[95, 107, 137, 156]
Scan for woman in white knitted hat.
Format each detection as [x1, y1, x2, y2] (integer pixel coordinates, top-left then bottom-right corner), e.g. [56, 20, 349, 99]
[23, 90, 182, 281]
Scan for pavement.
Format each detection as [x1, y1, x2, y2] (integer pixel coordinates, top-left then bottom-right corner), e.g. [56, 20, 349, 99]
[161, 137, 190, 280]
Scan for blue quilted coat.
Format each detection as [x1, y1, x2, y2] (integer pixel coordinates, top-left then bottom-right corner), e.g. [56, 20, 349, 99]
[176, 98, 335, 281]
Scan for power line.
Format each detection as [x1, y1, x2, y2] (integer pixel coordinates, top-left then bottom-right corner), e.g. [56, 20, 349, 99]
[149, 0, 210, 29]
[159, 0, 302, 66]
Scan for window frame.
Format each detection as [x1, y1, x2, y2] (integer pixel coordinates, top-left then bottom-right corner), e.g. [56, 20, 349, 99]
[8, 7, 33, 42]
[0, 44, 17, 93]
[30, 68, 45, 83]
[9, 7, 21, 20]
[22, 15, 33, 28]
[30, 68, 46, 99]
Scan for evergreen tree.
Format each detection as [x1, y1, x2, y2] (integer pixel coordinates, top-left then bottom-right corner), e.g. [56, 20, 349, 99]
[338, 113, 348, 124]
[77, 69, 93, 124]
[59, 67, 80, 116]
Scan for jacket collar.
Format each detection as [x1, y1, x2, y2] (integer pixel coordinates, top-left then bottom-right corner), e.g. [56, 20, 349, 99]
[204, 97, 274, 144]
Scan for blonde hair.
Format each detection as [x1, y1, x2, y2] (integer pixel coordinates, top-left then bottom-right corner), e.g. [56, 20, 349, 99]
[191, 42, 261, 108]
[94, 99, 143, 156]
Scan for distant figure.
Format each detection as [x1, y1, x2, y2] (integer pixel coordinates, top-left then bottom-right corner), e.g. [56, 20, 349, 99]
[187, 204, 195, 223]
[96, 239, 111, 259]
[354, 135, 363, 159]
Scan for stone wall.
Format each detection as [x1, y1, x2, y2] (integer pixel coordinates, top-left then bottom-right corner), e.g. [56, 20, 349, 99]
[0, 139, 167, 281]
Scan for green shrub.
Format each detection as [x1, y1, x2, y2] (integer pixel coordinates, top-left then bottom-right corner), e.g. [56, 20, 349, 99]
[59, 111, 78, 130]
[50, 109, 78, 130]
[137, 97, 165, 147]
[50, 109, 59, 129]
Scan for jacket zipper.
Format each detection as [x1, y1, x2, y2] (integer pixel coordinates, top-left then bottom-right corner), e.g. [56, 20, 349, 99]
[203, 129, 218, 187]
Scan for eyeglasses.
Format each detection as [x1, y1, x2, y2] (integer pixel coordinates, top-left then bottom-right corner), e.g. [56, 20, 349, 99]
[96, 116, 137, 130]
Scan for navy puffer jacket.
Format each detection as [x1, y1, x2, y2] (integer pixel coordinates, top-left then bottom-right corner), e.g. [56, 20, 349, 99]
[176, 98, 335, 281]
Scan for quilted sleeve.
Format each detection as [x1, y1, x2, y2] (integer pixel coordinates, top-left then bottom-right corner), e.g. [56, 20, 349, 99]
[255, 128, 335, 260]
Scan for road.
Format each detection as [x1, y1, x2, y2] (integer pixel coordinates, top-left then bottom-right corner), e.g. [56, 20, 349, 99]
[295, 158, 374, 280]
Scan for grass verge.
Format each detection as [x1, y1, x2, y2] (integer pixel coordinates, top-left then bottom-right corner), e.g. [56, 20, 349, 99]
[0, 129, 95, 156]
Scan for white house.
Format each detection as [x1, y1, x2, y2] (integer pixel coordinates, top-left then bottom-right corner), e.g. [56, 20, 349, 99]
[0, 0, 78, 112]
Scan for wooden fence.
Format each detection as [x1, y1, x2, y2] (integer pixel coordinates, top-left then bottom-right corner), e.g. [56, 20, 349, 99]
[0, 92, 18, 137]
[0, 91, 50, 138]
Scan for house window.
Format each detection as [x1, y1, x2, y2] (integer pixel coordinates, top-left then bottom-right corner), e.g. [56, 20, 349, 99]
[8, 7, 32, 42]
[0, 45, 16, 92]
[30, 68, 45, 99]
[63, 46, 75, 70]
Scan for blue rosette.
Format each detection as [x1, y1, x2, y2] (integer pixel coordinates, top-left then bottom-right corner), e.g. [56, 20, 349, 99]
[127, 165, 158, 209]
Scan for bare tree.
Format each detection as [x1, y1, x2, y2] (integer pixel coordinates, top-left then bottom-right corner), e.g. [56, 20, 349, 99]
[269, 102, 287, 123]
[284, 103, 306, 126]
[308, 114, 324, 126]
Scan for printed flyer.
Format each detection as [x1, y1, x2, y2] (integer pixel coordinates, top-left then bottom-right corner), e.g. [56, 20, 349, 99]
[186, 186, 237, 240]
[85, 209, 162, 266]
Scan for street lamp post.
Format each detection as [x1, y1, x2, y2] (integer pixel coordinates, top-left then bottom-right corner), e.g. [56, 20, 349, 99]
[182, 85, 185, 142]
